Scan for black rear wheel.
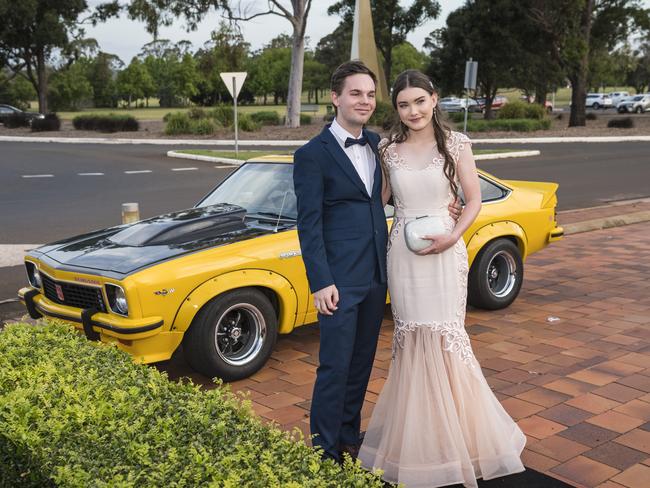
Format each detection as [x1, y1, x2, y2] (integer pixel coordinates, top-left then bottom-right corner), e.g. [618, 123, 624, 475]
[468, 239, 523, 310]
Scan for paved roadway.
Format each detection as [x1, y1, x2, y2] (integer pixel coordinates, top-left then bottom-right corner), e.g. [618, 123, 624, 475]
[1, 140, 649, 316]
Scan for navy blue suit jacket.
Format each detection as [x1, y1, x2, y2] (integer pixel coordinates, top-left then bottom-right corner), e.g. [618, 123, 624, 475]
[293, 124, 388, 292]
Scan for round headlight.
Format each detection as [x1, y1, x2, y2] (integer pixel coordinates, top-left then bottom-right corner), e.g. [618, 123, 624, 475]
[33, 268, 42, 288]
[114, 287, 128, 315]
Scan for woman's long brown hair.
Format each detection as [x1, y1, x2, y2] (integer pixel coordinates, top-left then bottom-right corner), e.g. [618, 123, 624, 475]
[380, 69, 458, 201]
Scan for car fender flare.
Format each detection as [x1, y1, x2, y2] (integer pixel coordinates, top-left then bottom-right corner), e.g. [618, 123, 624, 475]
[466, 221, 528, 266]
[172, 269, 298, 335]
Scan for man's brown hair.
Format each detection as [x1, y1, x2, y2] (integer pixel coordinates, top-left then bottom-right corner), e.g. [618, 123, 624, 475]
[330, 60, 377, 95]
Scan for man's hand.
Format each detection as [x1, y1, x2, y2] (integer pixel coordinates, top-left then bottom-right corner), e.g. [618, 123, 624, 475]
[448, 198, 463, 222]
[313, 284, 339, 315]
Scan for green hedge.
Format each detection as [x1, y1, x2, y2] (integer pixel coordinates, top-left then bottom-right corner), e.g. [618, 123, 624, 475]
[31, 114, 61, 132]
[497, 101, 547, 120]
[72, 114, 139, 132]
[368, 101, 395, 130]
[0, 322, 385, 487]
[608, 117, 634, 128]
[250, 111, 281, 126]
[464, 118, 551, 132]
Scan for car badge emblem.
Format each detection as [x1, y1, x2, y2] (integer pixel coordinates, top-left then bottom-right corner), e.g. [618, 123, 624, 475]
[154, 288, 175, 296]
[55, 284, 65, 301]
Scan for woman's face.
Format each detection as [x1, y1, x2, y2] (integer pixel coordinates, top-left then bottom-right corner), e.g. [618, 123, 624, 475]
[395, 86, 437, 132]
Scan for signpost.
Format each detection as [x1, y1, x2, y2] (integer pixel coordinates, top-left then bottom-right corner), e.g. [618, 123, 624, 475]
[463, 59, 478, 133]
[220, 72, 247, 157]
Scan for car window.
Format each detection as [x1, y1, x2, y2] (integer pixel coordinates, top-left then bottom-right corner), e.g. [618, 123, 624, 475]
[457, 175, 508, 204]
[633, 96, 643, 101]
[197, 163, 297, 220]
[0, 107, 14, 114]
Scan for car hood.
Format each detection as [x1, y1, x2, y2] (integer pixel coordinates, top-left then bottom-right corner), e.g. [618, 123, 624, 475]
[30, 204, 275, 275]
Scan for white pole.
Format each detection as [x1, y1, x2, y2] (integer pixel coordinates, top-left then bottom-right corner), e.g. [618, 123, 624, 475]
[463, 94, 469, 133]
[232, 77, 239, 158]
[121, 203, 139, 224]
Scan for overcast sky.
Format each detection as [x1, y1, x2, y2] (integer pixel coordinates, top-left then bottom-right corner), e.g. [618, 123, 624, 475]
[85, 0, 465, 64]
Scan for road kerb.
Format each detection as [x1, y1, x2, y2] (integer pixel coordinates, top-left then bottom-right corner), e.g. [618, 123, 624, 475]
[562, 210, 650, 235]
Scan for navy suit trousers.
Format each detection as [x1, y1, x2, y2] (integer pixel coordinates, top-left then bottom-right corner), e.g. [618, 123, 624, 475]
[310, 276, 387, 461]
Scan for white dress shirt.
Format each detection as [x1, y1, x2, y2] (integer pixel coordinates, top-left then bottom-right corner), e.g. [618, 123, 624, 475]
[329, 118, 375, 196]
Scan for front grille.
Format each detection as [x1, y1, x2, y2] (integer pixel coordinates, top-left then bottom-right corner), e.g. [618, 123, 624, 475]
[42, 274, 107, 312]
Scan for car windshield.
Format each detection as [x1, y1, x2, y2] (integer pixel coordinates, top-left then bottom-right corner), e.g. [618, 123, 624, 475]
[633, 95, 644, 101]
[196, 162, 297, 220]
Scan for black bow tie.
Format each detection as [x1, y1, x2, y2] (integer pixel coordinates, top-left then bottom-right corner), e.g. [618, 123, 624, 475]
[344, 135, 368, 148]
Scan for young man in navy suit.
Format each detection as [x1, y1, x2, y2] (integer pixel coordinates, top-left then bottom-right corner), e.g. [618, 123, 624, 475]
[293, 61, 458, 462]
[293, 61, 388, 462]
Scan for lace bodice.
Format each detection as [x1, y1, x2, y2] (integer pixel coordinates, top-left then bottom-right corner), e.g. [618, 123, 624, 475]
[380, 131, 471, 215]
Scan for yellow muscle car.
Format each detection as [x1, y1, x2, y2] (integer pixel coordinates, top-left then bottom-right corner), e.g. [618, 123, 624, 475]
[19, 156, 563, 381]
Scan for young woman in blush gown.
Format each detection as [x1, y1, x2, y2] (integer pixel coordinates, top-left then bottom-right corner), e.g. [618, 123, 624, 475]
[357, 70, 526, 488]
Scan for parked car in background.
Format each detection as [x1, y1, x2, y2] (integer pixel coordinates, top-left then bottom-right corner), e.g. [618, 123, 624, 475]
[19, 156, 563, 381]
[608, 91, 630, 106]
[0, 104, 45, 126]
[439, 97, 477, 112]
[617, 94, 650, 113]
[585, 93, 613, 109]
[616, 95, 634, 110]
[474, 95, 509, 112]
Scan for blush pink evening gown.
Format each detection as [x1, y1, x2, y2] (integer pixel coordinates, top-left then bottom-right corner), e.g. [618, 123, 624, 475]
[358, 132, 526, 488]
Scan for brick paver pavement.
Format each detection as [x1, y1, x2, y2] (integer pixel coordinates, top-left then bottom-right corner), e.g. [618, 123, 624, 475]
[161, 220, 650, 488]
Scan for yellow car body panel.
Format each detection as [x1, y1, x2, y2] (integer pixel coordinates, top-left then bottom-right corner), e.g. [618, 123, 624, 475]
[20, 157, 562, 365]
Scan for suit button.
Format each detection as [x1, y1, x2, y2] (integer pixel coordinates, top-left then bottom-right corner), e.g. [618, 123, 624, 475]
[374, 230, 378, 235]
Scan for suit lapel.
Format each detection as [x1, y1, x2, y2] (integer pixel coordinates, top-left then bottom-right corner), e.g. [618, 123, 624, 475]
[365, 129, 382, 198]
[319, 125, 370, 198]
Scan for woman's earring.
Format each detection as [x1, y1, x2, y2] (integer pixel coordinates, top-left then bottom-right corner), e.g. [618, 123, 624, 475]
[433, 107, 440, 125]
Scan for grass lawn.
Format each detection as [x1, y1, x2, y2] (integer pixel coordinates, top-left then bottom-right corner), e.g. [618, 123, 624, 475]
[176, 148, 517, 161]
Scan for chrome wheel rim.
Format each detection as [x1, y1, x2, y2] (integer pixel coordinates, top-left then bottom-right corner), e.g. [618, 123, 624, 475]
[214, 303, 266, 366]
[486, 250, 518, 298]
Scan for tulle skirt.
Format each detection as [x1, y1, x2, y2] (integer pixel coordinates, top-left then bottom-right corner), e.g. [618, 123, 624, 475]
[358, 327, 526, 488]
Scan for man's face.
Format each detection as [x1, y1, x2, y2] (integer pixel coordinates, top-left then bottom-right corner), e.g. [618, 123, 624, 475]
[331, 74, 376, 128]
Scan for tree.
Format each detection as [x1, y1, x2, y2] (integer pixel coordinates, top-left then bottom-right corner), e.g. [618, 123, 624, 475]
[389, 42, 428, 85]
[427, 0, 525, 119]
[529, 0, 650, 126]
[88, 52, 124, 107]
[117, 57, 155, 107]
[192, 22, 251, 105]
[303, 53, 329, 104]
[0, 0, 91, 113]
[229, 1, 313, 128]
[248, 39, 292, 105]
[626, 42, 650, 93]
[328, 0, 440, 87]
[0, 70, 37, 109]
[48, 61, 94, 111]
[314, 21, 352, 76]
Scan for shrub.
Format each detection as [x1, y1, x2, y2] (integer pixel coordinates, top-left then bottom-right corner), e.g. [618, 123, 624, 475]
[72, 114, 139, 132]
[369, 100, 396, 130]
[3, 113, 30, 128]
[555, 113, 564, 120]
[300, 113, 312, 125]
[209, 105, 234, 126]
[464, 118, 551, 132]
[164, 112, 192, 135]
[0, 322, 384, 487]
[586, 112, 598, 120]
[608, 117, 634, 129]
[163, 112, 173, 123]
[187, 107, 207, 119]
[445, 112, 466, 124]
[250, 111, 281, 126]
[31, 113, 61, 132]
[190, 117, 218, 135]
[498, 101, 547, 120]
[323, 113, 335, 122]
[238, 113, 261, 132]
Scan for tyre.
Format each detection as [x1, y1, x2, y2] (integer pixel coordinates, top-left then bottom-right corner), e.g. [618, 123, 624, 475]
[592, 102, 600, 109]
[182, 288, 278, 381]
[635, 106, 642, 114]
[468, 238, 523, 310]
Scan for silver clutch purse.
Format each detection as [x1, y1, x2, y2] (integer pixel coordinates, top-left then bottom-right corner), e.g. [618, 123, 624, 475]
[404, 216, 447, 253]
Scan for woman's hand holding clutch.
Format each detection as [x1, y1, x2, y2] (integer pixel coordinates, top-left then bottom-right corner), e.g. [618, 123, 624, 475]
[416, 234, 458, 255]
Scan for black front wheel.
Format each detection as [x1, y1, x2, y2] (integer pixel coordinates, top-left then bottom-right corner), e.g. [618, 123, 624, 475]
[182, 288, 278, 381]
[468, 239, 524, 310]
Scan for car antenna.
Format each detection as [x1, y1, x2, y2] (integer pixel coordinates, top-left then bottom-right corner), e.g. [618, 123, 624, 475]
[274, 191, 289, 233]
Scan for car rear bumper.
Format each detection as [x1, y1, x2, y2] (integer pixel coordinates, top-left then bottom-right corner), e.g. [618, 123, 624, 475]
[549, 226, 564, 242]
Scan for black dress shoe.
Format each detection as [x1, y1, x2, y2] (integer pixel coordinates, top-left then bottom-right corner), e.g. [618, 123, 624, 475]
[339, 442, 360, 461]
